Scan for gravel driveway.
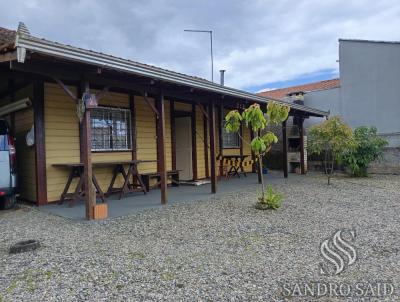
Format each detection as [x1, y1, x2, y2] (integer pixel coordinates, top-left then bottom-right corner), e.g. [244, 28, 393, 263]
[0, 173, 399, 301]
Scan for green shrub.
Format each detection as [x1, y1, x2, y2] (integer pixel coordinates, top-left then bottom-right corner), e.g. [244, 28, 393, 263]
[343, 126, 388, 177]
[307, 116, 357, 184]
[256, 186, 283, 210]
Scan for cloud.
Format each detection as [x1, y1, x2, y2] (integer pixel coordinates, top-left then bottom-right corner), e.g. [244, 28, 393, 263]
[1, 0, 400, 90]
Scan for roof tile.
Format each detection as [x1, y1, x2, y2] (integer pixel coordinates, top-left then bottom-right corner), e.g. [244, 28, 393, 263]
[258, 79, 340, 99]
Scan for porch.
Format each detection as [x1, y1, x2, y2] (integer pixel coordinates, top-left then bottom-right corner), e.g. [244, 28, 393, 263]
[40, 172, 283, 219]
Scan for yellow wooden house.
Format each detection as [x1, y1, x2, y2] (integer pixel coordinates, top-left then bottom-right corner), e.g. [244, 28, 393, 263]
[0, 23, 328, 218]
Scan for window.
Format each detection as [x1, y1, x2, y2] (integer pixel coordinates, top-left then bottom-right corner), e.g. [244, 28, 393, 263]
[222, 129, 240, 148]
[91, 107, 132, 151]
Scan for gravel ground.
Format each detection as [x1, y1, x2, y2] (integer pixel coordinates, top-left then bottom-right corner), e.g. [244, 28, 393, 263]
[0, 173, 399, 301]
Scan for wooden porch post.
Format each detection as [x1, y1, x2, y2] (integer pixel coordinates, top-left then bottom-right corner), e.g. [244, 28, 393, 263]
[191, 104, 198, 180]
[299, 117, 306, 174]
[282, 120, 288, 178]
[33, 79, 47, 205]
[209, 100, 217, 193]
[156, 90, 167, 204]
[81, 82, 95, 219]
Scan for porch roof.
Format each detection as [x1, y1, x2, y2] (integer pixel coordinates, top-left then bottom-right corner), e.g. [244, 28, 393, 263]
[3, 23, 329, 117]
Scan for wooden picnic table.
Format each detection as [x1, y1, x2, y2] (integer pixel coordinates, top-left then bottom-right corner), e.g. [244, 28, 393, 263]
[53, 160, 156, 206]
[219, 154, 250, 178]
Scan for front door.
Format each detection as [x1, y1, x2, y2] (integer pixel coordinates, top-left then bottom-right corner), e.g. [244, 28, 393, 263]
[175, 116, 193, 180]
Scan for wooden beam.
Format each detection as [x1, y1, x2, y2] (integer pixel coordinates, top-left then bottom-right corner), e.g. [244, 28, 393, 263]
[209, 100, 217, 193]
[53, 77, 78, 102]
[0, 51, 17, 63]
[203, 104, 209, 178]
[130, 94, 137, 161]
[299, 117, 306, 174]
[33, 80, 47, 205]
[191, 104, 198, 180]
[170, 101, 176, 170]
[282, 120, 288, 178]
[141, 91, 159, 117]
[197, 102, 209, 120]
[156, 90, 167, 204]
[81, 81, 95, 219]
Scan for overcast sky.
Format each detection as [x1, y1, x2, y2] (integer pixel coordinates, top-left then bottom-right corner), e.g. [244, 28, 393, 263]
[1, 0, 400, 92]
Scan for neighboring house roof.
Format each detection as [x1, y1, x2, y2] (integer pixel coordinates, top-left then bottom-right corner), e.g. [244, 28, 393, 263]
[257, 79, 340, 100]
[0, 23, 329, 117]
[0, 27, 16, 51]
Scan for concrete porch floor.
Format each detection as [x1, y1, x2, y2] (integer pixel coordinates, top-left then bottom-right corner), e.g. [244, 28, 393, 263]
[39, 172, 285, 219]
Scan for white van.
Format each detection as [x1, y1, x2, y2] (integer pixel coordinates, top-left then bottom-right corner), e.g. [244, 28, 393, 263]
[0, 119, 17, 209]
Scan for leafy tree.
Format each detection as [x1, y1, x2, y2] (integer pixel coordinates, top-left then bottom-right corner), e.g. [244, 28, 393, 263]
[307, 116, 357, 184]
[225, 102, 290, 203]
[343, 126, 388, 177]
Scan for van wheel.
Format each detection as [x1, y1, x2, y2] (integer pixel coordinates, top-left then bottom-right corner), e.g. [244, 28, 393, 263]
[0, 195, 16, 210]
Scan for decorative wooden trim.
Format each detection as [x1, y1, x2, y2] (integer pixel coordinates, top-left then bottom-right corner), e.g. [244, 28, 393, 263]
[156, 90, 167, 204]
[203, 104, 209, 178]
[33, 79, 47, 205]
[53, 77, 78, 102]
[299, 117, 306, 174]
[282, 120, 288, 178]
[191, 104, 198, 180]
[209, 100, 217, 193]
[130, 93, 137, 161]
[141, 91, 159, 117]
[170, 100, 176, 170]
[197, 102, 209, 120]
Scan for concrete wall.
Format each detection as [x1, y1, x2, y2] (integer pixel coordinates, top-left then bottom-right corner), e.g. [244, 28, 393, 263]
[304, 87, 341, 128]
[339, 40, 400, 147]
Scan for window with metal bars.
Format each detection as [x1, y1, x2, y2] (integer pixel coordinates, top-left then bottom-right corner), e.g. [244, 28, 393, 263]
[222, 128, 240, 148]
[90, 107, 132, 151]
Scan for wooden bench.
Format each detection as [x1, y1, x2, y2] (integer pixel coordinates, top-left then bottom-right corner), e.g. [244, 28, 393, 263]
[141, 170, 180, 192]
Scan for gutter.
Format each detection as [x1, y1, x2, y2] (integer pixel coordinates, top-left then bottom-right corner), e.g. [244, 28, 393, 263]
[14, 31, 329, 117]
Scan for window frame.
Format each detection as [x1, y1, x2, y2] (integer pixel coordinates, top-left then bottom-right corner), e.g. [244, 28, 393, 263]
[90, 106, 132, 152]
[221, 128, 241, 149]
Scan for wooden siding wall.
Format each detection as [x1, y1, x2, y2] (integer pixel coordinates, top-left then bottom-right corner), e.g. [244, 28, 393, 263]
[44, 83, 80, 202]
[45, 85, 175, 202]
[43, 83, 254, 202]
